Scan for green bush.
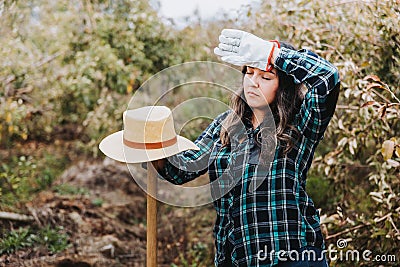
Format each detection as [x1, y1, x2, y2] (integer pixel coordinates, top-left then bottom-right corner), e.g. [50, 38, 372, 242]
[0, 0, 202, 149]
[0, 154, 68, 208]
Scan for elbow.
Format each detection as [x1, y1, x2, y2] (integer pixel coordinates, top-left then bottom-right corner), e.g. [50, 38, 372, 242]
[332, 65, 340, 87]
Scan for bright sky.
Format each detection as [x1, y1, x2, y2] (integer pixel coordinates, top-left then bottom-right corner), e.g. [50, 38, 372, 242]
[152, 0, 261, 25]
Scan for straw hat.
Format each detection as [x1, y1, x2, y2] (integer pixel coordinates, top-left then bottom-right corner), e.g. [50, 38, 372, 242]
[99, 106, 200, 163]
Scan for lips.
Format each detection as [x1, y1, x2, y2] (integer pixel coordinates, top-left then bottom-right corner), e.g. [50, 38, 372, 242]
[246, 91, 259, 96]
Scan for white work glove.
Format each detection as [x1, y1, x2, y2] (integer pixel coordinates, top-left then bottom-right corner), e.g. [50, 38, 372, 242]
[214, 29, 279, 71]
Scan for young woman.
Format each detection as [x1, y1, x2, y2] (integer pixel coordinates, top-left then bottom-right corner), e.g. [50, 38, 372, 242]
[152, 29, 340, 267]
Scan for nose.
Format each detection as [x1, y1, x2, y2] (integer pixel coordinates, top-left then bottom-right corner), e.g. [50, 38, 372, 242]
[249, 74, 260, 88]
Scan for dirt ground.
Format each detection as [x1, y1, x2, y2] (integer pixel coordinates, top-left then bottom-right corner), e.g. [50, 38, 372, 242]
[0, 157, 216, 267]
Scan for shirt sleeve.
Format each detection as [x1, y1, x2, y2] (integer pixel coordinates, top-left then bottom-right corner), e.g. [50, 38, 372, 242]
[158, 110, 230, 185]
[274, 47, 340, 141]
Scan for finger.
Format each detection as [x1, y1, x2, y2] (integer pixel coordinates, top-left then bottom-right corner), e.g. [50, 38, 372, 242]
[218, 43, 240, 53]
[214, 47, 234, 57]
[218, 43, 233, 52]
[221, 29, 244, 39]
[219, 35, 241, 46]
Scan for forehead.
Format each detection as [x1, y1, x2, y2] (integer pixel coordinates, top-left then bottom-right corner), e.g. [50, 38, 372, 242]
[247, 66, 277, 75]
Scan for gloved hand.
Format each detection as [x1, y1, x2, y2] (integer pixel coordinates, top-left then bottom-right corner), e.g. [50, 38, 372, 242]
[214, 29, 279, 71]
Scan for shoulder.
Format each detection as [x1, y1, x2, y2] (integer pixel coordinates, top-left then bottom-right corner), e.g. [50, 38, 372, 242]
[214, 109, 232, 124]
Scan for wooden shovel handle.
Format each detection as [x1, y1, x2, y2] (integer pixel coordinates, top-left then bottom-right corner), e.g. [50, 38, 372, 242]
[147, 162, 158, 267]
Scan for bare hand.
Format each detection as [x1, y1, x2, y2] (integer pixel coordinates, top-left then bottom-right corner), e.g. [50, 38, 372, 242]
[151, 159, 166, 172]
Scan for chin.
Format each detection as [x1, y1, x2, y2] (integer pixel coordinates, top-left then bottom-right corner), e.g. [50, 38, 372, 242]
[246, 99, 265, 107]
[248, 103, 269, 111]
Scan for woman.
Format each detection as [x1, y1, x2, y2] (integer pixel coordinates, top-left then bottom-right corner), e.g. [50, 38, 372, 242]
[153, 29, 340, 267]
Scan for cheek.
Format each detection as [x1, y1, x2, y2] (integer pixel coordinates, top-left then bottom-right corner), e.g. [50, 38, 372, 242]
[243, 77, 252, 89]
[261, 81, 279, 100]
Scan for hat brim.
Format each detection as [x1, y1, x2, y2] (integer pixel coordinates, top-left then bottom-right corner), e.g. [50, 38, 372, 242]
[99, 131, 200, 163]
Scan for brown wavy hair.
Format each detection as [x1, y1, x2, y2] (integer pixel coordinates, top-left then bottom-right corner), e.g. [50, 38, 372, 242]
[220, 42, 304, 157]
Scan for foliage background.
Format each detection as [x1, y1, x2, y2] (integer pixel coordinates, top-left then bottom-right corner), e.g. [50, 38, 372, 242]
[0, 0, 399, 266]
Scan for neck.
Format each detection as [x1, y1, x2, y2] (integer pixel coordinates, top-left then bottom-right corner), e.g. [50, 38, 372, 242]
[252, 109, 265, 129]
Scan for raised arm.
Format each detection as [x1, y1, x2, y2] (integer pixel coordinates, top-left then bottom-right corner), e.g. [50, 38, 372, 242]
[273, 47, 340, 140]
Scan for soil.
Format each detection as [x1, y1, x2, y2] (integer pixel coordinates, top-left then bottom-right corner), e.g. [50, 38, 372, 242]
[0, 157, 216, 267]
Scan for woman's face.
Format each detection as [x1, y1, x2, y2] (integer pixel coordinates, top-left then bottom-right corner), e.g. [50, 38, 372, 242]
[243, 66, 279, 110]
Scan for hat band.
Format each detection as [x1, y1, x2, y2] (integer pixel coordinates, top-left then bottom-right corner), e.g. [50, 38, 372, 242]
[123, 136, 177, 149]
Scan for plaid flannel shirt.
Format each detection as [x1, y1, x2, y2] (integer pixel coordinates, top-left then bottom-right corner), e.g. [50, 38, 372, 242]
[159, 47, 340, 266]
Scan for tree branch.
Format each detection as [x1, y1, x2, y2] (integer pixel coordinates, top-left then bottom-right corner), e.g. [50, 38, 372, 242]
[1, 51, 65, 85]
[336, 105, 360, 110]
[325, 213, 393, 240]
[0, 211, 34, 222]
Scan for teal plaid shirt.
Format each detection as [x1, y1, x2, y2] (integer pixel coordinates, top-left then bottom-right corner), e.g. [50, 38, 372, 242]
[159, 47, 340, 266]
